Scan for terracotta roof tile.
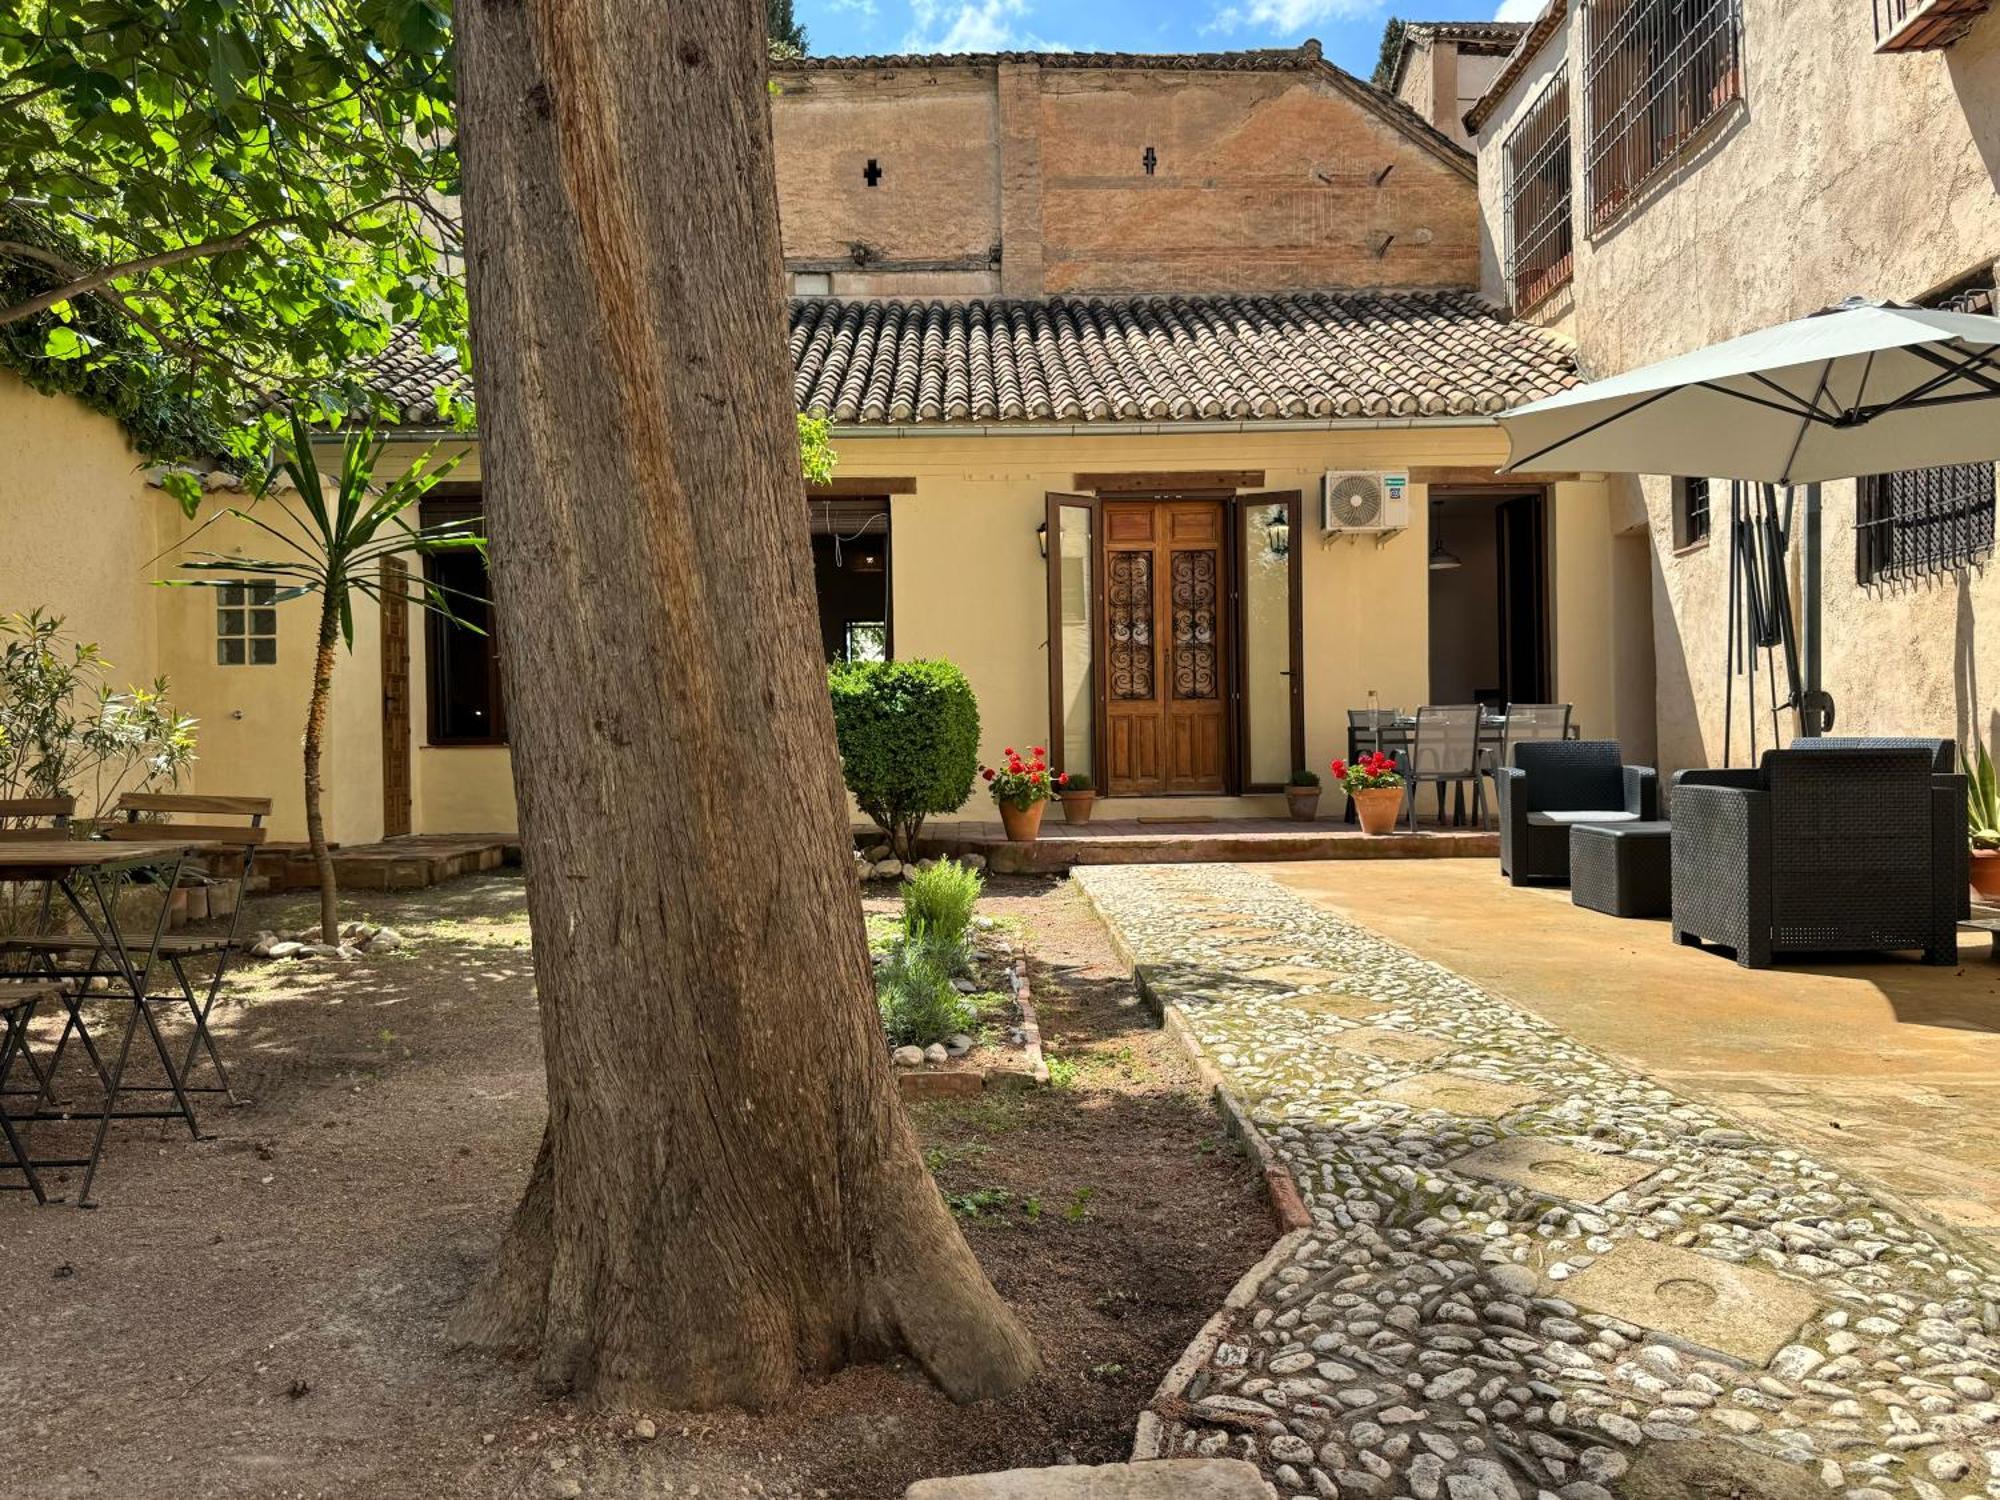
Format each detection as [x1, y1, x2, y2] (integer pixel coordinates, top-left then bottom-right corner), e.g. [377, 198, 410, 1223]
[356, 290, 1576, 429]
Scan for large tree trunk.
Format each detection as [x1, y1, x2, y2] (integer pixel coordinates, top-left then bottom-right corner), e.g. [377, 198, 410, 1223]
[304, 593, 341, 944]
[449, 0, 1039, 1410]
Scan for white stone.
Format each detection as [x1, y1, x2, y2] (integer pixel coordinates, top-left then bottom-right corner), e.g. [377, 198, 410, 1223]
[892, 1045, 924, 1067]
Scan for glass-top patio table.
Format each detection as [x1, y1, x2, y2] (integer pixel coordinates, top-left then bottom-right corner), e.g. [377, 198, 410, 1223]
[0, 837, 222, 1205]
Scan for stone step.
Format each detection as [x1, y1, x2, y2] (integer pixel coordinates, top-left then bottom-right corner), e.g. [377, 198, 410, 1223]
[908, 821, 1496, 875]
[905, 1460, 1269, 1500]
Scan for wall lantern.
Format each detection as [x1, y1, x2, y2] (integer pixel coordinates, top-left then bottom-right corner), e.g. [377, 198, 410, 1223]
[1427, 499, 1462, 572]
[1264, 504, 1290, 558]
[1036, 520, 1049, 559]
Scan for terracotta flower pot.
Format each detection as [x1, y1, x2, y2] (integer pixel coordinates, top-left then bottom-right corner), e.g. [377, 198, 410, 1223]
[1285, 786, 1321, 823]
[1973, 848, 2000, 904]
[1059, 791, 1096, 825]
[999, 799, 1046, 843]
[1351, 786, 1404, 836]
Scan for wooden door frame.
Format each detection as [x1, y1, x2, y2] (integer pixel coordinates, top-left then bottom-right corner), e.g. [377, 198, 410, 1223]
[1230, 491, 1306, 792]
[379, 557, 413, 837]
[1044, 491, 1103, 783]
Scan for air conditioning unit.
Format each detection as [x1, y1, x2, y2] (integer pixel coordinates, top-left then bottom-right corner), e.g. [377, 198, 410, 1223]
[1321, 471, 1411, 534]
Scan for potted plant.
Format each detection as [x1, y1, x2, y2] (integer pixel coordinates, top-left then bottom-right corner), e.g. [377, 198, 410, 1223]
[1332, 750, 1406, 836]
[1058, 770, 1097, 825]
[1285, 769, 1322, 822]
[981, 744, 1056, 842]
[1967, 740, 2000, 901]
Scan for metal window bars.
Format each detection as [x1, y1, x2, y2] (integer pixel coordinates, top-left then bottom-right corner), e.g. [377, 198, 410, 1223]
[1856, 464, 1996, 585]
[1503, 66, 1574, 312]
[1583, 0, 1744, 233]
[1853, 272, 1999, 586]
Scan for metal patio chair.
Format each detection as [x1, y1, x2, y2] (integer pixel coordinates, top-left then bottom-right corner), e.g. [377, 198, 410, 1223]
[1402, 705, 1485, 830]
[3, 792, 269, 1113]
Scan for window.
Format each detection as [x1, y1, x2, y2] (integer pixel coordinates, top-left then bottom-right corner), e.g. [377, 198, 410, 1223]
[1503, 67, 1574, 311]
[793, 271, 832, 297]
[1584, 0, 1743, 232]
[1854, 270, 1997, 586]
[422, 495, 506, 745]
[1856, 464, 1995, 585]
[1673, 476, 1712, 549]
[810, 498, 891, 663]
[216, 580, 278, 665]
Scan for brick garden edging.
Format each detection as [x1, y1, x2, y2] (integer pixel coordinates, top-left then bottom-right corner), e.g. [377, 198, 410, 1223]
[1074, 875, 1311, 1237]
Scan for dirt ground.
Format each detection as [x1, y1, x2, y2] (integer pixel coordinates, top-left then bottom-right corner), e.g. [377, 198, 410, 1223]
[0, 873, 1269, 1500]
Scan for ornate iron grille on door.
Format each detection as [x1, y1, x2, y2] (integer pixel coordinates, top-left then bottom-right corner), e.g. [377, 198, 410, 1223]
[1171, 550, 1218, 699]
[1108, 552, 1155, 699]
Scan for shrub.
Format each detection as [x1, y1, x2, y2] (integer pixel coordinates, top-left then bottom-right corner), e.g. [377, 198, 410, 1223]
[829, 658, 979, 858]
[1287, 768, 1321, 788]
[0, 610, 197, 821]
[903, 857, 983, 949]
[877, 926, 977, 1048]
[1060, 771, 1093, 793]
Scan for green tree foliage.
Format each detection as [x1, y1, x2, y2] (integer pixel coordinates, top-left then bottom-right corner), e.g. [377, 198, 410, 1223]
[1372, 17, 1408, 88]
[0, 0, 464, 463]
[766, 0, 808, 55]
[828, 659, 979, 860]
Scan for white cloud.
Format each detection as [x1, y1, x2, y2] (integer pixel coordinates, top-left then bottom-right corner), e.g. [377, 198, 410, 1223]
[902, 0, 1070, 51]
[829, 0, 879, 15]
[1204, 0, 1379, 36]
[1491, 0, 1543, 19]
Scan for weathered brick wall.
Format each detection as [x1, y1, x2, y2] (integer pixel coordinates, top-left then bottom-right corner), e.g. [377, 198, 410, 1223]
[772, 60, 1480, 298]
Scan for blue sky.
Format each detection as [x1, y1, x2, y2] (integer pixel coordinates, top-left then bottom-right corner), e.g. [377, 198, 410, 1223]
[795, 0, 1535, 81]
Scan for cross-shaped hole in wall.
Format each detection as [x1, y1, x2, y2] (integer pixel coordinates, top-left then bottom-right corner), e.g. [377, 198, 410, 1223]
[1142, 146, 1157, 176]
[863, 158, 882, 187]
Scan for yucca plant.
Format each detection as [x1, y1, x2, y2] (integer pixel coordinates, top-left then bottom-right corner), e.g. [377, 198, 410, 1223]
[1968, 739, 2000, 852]
[166, 412, 484, 942]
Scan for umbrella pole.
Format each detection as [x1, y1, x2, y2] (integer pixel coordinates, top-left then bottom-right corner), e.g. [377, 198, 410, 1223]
[1799, 482, 1828, 736]
[1723, 483, 1740, 767]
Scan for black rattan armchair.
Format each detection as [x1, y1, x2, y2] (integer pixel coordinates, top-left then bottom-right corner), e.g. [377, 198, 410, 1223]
[1670, 739, 1965, 969]
[1497, 740, 1659, 886]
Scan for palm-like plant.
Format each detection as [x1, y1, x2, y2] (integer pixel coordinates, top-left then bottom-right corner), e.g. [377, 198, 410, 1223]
[170, 412, 484, 943]
[1968, 739, 2000, 853]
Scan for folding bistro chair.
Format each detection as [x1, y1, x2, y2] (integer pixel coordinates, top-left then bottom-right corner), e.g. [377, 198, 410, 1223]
[1403, 705, 1485, 830]
[1, 792, 268, 1115]
[0, 978, 84, 1203]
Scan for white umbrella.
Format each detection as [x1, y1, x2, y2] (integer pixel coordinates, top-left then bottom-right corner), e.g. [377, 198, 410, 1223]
[1497, 298, 2000, 483]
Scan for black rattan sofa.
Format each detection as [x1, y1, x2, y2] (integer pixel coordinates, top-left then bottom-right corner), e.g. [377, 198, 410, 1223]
[1497, 740, 1660, 886]
[1670, 738, 1967, 969]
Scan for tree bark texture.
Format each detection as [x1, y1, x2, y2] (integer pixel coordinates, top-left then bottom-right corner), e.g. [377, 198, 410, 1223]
[304, 592, 341, 944]
[449, 0, 1039, 1410]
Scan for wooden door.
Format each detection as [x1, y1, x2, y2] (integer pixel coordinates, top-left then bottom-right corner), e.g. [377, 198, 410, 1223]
[1101, 500, 1228, 795]
[379, 558, 413, 837]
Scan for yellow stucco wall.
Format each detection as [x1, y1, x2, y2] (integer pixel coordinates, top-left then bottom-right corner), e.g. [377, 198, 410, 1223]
[0, 371, 162, 686]
[0, 374, 388, 843]
[3, 381, 1643, 837]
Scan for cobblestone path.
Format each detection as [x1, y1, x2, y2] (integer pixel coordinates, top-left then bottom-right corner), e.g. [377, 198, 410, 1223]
[1075, 864, 2000, 1500]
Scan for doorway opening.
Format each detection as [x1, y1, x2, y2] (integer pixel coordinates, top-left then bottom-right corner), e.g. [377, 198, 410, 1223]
[1427, 488, 1552, 706]
[1046, 489, 1302, 799]
[810, 498, 891, 663]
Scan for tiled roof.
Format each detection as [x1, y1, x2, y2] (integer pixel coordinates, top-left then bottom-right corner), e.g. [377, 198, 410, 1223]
[356, 292, 1576, 428]
[777, 38, 1474, 177]
[1462, 0, 1566, 135]
[776, 41, 1326, 73]
[1406, 20, 1531, 49]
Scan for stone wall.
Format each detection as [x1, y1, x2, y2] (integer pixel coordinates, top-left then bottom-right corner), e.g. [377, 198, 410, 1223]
[773, 58, 1481, 299]
[1472, 0, 2000, 774]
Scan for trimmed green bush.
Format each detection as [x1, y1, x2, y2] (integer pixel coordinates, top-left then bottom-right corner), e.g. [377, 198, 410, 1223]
[829, 658, 980, 858]
[877, 925, 977, 1048]
[903, 857, 983, 951]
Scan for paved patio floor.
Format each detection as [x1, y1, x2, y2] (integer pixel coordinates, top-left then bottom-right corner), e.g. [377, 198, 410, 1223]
[1268, 860, 2000, 1247]
[1075, 862, 2000, 1500]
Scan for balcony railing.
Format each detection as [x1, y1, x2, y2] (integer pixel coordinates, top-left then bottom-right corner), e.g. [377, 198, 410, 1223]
[1874, 0, 1989, 50]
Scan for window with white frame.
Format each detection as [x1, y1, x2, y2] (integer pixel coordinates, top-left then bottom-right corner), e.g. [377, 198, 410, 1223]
[1583, 0, 1743, 233]
[216, 580, 278, 665]
[1503, 66, 1574, 312]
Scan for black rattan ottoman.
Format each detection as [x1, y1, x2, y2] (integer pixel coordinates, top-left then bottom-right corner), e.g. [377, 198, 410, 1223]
[1570, 821, 1672, 918]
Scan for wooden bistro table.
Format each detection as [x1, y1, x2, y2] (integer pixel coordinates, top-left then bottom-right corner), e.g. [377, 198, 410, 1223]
[0, 837, 222, 1205]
